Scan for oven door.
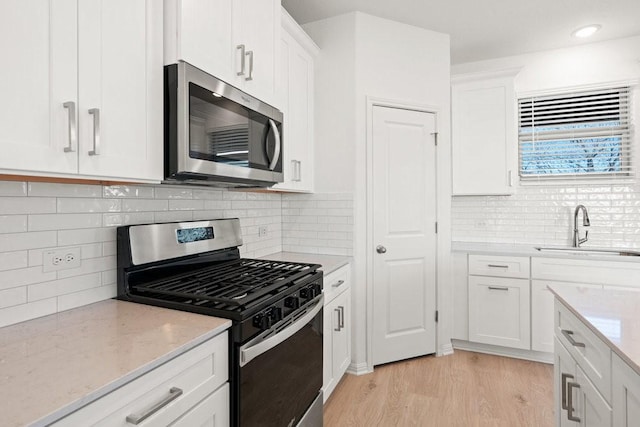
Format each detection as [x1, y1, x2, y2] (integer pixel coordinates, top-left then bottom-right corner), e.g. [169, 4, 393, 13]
[238, 296, 323, 427]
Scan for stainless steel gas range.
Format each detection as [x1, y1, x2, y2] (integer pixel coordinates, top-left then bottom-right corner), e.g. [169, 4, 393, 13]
[116, 218, 323, 427]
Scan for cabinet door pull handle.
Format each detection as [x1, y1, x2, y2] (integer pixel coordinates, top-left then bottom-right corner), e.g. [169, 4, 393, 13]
[125, 387, 183, 424]
[488, 286, 509, 291]
[236, 44, 246, 76]
[508, 170, 513, 187]
[487, 264, 509, 269]
[561, 373, 574, 410]
[331, 280, 345, 288]
[334, 308, 341, 331]
[88, 108, 100, 156]
[567, 382, 581, 422]
[246, 50, 254, 81]
[63, 101, 77, 153]
[338, 306, 345, 329]
[297, 160, 302, 182]
[561, 329, 586, 348]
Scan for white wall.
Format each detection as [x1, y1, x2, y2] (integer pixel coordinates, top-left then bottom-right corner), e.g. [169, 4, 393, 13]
[305, 12, 452, 371]
[452, 35, 640, 246]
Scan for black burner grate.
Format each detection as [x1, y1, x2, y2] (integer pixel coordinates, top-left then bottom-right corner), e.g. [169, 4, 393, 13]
[131, 258, 319, 311]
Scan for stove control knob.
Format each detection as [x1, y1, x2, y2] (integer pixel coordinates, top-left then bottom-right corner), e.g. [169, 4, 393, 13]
[312, 283, 322, 296]
[300, 287, 311, 300]
[253, 313, 272, 330]
[269, 307, 282, 323]
[284, 296, 300, 309]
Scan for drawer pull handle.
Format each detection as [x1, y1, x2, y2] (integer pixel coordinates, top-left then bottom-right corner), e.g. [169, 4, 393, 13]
[567, 382, 581, 422]
[488, 286, 509, 291]
[332, 280, 345, 288]
[126, 387, 183, 424]
[561, 329, 586, 348]
[561, 373, 574, 410]
[487, 264, 509, 269]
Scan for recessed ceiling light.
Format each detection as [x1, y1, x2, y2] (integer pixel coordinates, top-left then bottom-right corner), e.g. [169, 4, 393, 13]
[572, 24, 601, 38]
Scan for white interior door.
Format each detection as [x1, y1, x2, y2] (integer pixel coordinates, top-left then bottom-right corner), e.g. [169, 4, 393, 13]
[372, 106, 437, 366]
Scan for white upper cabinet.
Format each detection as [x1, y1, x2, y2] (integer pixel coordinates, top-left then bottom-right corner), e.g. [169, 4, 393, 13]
[165, 0, 280, 107]
[0, 0, 78, 175]
[78, 0, 163, 180]
[271, 9, 318, 193]
[0, 0, 163, 182]
[451, 70, 519, 196]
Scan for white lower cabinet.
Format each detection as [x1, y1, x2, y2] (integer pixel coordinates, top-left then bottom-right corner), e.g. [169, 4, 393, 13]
[53, 332, 229, 427]
[612, 352, 640, 427]
[468, 275, 530, 349]
[555, 300, 612, 427]
[323, 264, 351, 403]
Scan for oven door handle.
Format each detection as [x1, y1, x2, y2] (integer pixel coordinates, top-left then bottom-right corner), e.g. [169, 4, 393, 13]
[239, 296, 323, 367]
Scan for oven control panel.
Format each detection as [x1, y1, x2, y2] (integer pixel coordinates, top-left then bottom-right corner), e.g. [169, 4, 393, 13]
[251, 280, 323, 331]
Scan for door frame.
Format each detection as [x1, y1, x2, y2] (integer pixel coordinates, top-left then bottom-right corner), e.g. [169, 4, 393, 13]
[365, 97, 446, 371]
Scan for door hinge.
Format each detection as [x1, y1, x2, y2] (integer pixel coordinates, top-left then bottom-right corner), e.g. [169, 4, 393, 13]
[431, 132, 438, 146]
[435, 222, 438, 233]
[435, 310, 439, 322]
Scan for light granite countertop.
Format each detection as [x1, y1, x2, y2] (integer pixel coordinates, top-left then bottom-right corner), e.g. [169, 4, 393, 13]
[0, 299, 230, 427]
[549, 285, 640, 375]
[260, 251, 351, 275]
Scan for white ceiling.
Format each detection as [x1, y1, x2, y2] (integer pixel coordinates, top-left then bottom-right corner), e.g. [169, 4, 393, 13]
[282, 0, 640, 64]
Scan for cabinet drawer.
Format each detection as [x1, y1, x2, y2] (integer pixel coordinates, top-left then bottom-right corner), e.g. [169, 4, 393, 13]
[323, 263, 351, 304]
[468, 255, 530, 278]
[555, 302, 611, 403]
[532, 257, 640, 287]
[54, 332, 228, 426]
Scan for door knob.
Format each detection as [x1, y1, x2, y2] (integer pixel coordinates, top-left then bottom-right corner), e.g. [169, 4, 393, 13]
[376, 245, 387, 254]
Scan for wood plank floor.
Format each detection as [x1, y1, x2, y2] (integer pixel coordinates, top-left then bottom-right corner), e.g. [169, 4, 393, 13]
[323, 350, 554, 427]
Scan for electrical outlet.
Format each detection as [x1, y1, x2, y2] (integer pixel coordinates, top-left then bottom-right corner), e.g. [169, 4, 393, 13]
[43, 247, 81, 272]
[258, 226, 268, 238]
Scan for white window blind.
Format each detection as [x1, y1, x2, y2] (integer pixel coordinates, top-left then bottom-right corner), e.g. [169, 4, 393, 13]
[518, 87, 632, 180]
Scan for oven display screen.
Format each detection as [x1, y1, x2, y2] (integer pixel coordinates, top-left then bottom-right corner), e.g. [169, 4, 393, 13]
[176, 227, 214, 244]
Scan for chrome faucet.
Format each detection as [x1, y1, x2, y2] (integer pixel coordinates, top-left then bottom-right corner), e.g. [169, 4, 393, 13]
[573, 205, 591, 247]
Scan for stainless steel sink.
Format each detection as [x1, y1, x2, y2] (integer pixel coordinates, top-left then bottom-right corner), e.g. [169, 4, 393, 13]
[534, 246, 640, 257]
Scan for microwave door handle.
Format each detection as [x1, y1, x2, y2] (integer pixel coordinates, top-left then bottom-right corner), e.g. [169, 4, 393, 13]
[268, 119, 281, 171]
[239, 296, 323, 367]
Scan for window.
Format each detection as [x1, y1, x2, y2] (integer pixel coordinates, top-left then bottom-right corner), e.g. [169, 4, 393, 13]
[518, 87, 632, 180]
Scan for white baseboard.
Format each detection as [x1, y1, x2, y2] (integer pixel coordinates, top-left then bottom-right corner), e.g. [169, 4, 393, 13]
[347, 361, 372, 376]
[451, 339, 554, 364]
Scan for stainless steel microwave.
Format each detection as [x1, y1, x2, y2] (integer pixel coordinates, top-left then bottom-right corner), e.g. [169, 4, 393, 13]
[164, 61, 283, 187]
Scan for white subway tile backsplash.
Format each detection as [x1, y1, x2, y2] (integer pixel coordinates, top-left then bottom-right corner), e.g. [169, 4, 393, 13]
[29, 213, 102, 231]
[155, 211, 194, 223]
[0, 287, 27, 309]
[0, 298, 57, 328]
[57, 227, 115, 246]
[28, 182, 101, 198]
[0, 231, 57, 253]
[102, 212, 154, 227]
[154, 186, 193, 199]
[452, 183, 640, 248]
[27, 273, 102, 302]
[121, 199, 168, 212]
[0, 252, 28, 272]
[57, 284, 117, 312]
[0, 215, 28, 233]
[0, 181, 27, 197]
[0, 182, 355, 328]
[168, 199, 205, 211]
[0, 197, 56, 215]
[57, 198, 122, 213]
[103, 185, 154, 198]
[0, 266, 56, 290]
